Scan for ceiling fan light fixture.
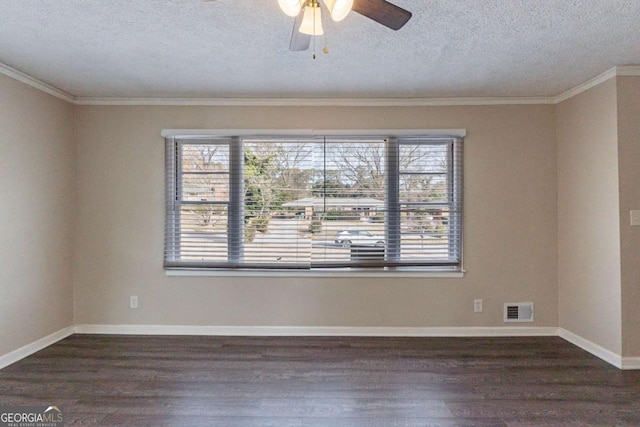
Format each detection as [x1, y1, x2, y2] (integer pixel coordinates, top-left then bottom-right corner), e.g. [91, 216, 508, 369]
[299, 2, 324, 36]
[278, 0, 303, 17]
[323, 0, 353, 22]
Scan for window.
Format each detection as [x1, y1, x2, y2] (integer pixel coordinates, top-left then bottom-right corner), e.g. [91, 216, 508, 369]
[165, 134, 463, 271]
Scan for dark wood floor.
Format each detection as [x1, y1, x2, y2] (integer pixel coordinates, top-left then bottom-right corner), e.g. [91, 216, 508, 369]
[1, 335, 639, 426]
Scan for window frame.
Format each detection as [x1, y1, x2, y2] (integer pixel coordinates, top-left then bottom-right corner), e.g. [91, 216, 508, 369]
[163, 129, 465, 275]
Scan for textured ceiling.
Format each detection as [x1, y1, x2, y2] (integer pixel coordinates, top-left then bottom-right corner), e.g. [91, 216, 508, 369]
[0, 0, 639, 99]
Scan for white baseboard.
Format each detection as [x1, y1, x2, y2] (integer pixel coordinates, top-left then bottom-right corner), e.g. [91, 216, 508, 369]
[0, 326, 74, 370]
[621, 357, 640, 370]
[558, 328, 625, 369]
[4, 325, 638, 371]
[73, 324, 558, 337]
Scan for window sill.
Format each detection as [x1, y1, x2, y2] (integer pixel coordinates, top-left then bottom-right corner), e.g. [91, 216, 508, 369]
[165, 268, 465, 279]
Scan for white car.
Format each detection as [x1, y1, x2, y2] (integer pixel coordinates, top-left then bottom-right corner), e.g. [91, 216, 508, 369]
[334, 229, 385, 247]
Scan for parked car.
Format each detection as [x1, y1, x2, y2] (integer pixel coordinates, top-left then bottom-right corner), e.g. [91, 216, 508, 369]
[334, 229, 385, 247]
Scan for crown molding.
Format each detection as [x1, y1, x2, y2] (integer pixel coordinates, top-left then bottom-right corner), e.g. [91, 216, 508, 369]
[554, 65, 640, 103]
[554, 67, 618, 103]
[0, 62, 75, 103]
[1, 60, 638, 107]
[73, 96, 556, 107]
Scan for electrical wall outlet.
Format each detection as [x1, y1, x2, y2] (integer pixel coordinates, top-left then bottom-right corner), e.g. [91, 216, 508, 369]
[129, 296, 138, 309]
[474, 299, 483, 313]
[631, 210, 640, 226]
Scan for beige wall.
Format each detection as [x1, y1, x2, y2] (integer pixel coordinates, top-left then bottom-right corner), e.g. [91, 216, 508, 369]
[0, 74, 75, 356]
[617, 77, 640, 357]
[73, 104, 558, 328]
[1, 68, 637, 361]
[556, 79, 623, 354]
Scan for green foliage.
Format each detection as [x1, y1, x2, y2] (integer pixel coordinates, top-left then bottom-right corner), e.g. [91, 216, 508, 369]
[308, 219, 323, 234]
[243, 146, 316, 241]
[244, 224, 256, 243]
[253, 215, 269, 233]
[321, 210, 361, 221]
[371, 212, 385, 223]
[244, 149, 277, 241]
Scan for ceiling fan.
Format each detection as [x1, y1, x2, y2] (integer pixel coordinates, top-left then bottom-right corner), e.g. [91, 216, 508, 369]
[201, 0, 412, 55]
[280, 0, 413, 52]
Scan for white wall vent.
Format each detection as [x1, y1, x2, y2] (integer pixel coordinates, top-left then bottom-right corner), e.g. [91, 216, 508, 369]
[504, 302, 534, 323]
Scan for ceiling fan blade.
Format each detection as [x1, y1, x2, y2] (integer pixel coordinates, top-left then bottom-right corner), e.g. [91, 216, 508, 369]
[352, 0, 412, 30]
[289, 8, 311, 51]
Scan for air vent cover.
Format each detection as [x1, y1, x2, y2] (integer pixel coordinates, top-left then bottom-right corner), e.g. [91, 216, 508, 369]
[504, 302, 534, 323]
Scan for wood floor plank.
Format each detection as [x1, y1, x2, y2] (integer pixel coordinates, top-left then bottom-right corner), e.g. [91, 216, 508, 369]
[1, 335, 639, 426]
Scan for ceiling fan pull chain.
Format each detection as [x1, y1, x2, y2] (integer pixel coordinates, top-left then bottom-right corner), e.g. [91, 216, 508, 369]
[313, 36, 316, 59]
[323, 3, 329, 54]
[312, 2, 317, 59]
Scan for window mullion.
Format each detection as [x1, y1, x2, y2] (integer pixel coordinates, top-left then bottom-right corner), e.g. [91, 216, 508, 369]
[386, 138, 400, 262]
[450, 139, 463, 262]
[164, 137, 181, 263]
[228, 136, 244, 264]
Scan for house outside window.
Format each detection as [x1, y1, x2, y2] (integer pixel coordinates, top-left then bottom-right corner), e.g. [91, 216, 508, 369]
[165, 134, 463, 272]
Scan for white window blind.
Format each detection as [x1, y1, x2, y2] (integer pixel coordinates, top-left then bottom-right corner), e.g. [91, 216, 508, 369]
[165, 135, 463, 271]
